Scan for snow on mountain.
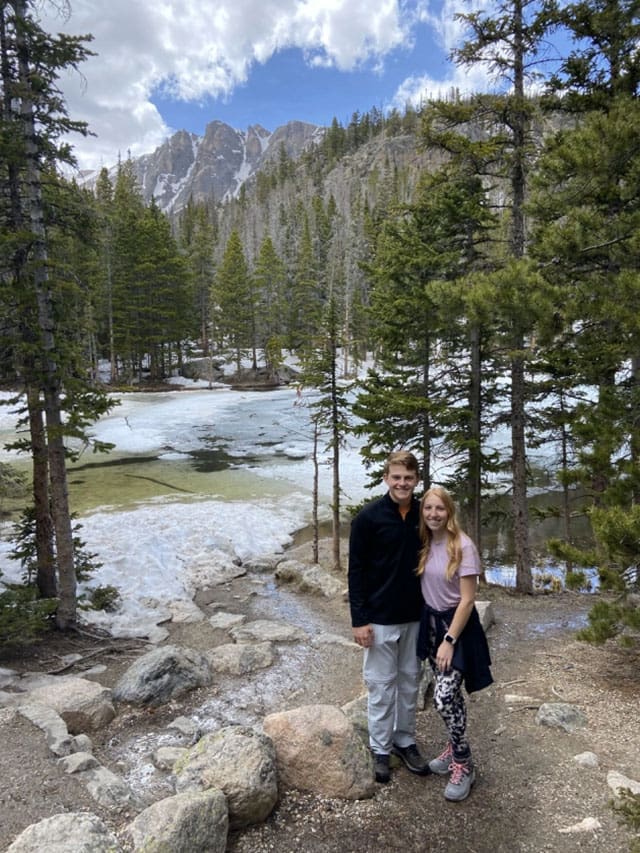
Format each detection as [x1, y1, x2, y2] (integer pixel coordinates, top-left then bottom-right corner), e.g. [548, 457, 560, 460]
[79, 120, 325, 214]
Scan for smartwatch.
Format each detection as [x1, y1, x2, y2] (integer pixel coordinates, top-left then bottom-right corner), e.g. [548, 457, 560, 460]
[444, 633, 457, 645]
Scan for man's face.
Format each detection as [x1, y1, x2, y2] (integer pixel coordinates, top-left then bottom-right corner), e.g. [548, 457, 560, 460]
[383, 463, 419, 507]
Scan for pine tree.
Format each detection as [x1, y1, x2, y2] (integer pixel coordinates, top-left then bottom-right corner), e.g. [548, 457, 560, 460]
[420, 0, 558, 592]
[253, 235, 287, 371]
[179, 200, 217, 355]
[300, 295, 351, 570]
[0, 0, 105, 627]
[213, 230, 255, 373]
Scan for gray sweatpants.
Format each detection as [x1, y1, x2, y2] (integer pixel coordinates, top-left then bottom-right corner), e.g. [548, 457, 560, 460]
[363, 621, 421, 755]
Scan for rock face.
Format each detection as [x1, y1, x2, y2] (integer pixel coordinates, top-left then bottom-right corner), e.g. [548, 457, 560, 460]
[174, 726, 278, 829]
[81, 120, 323, 214]
[113, 644, 212, 706]
[263, 704, 376, 800]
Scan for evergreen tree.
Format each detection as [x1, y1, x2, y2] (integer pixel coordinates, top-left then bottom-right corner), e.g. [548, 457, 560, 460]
[354, 163, 499, 552]
[253, 235, 287, 371]
[110, 159, 147, 381]
[421, 0, 558, 591]
[0, 0, 109, 627]
[213, 230, 255, 372]
[300, 295, 351, 571]
[179, 200, 217, 355]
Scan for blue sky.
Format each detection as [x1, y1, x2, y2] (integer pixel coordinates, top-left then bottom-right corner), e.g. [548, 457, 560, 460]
[39, 0, 494, 172]
[150, 30, 452, 135]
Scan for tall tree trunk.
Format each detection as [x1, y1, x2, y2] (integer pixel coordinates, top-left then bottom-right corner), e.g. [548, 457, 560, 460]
[311, 419, 320, 564]
[510, 0, 532, 593]
[469, 321, 483, 572]
[15, 0, 77, 626]
[421, 334, 431, 490]
[330, 347, 341, 572]
[26, 383, 56, 597]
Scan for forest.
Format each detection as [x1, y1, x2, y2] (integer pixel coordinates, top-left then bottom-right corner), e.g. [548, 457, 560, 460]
[0, 0, 639, 650]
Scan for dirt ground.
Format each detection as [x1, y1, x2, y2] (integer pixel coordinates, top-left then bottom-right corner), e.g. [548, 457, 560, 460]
[1, 546, 638, 853]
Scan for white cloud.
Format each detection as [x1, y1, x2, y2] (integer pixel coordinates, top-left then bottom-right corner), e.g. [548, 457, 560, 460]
[36, 0, 413, 170]
[390, 64, 492, 112]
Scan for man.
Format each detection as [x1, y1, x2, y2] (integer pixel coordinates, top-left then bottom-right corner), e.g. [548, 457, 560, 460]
[348, 450, 429, 783]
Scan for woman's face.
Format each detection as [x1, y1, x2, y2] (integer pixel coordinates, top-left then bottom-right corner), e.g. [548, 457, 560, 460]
[422, 493, 449, 534]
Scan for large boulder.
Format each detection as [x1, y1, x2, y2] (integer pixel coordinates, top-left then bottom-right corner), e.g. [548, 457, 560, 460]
[16, 676, 115, 733]
[126, 789, 228, 853]
[174, 725, 278, 829]
[263, 704, 375, 800]
[113, 644, 211, 706]
[6, 812, 121, 852]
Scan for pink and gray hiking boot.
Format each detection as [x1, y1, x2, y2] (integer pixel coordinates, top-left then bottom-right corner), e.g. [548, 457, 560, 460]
[429, 742, 453, 775]
[444, 759, 476, 801]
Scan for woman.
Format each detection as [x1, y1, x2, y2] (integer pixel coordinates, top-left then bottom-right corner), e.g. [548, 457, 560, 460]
[416, 486, 492, 802]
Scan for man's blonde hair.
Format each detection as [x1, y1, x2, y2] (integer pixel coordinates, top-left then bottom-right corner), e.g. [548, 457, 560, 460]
[383, 451, 419, 476]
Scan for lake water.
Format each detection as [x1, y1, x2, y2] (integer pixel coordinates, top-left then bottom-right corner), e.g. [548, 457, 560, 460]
[0, 384, 595, 602]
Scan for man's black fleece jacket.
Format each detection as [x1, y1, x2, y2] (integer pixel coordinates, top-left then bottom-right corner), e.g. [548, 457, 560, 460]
[348, 491, 423, 627]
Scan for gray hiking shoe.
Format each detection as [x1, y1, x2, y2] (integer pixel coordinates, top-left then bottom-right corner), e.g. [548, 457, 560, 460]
[392, 743, 431, 775]
[429, 742, 453, 775]
[444, 759, 476, 801]
[373, 752, 390, 784]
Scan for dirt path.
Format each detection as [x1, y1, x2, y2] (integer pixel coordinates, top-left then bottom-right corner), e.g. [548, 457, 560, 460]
[1, 556, 638, 853]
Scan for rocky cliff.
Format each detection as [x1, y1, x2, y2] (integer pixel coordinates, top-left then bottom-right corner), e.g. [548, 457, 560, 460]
[81, 120, 324, 214]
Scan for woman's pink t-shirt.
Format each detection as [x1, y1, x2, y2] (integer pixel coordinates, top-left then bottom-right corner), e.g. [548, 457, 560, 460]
[420, 532, 480, 611]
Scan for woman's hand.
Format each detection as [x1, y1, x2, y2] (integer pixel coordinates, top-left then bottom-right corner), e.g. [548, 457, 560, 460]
[436, 639, 454, 672]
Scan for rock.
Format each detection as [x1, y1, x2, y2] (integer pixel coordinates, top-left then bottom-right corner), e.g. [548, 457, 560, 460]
[607, 770, 640, 798]
[206, 642, 274, 675]
[535, 702, 587, 732]
[167, 715, 201, 738]
[82, 765, 141, 810]
[187, 554, 247, 588]
[17, 703, 75, 756]
[113, 644, 212, 706]
[126, 789, 228, 853]
[504, 694, 540, 706]
[312, 633, 359, 648]
[17, 676, 115, 733]
[263, 704, 376, 800]
[230, 619, 306, 644]
[58, 751, 99, 774]
[274, 560, 343, 597]
[558, 817, 602, 833]
[0, 667, 18, 688]
[6, 812, 122, 852]
[476, 600, 495, 631]
[152, 746, 189, 771]
[341, 694, 369, 746]
[208, 611, 246, 629]
[574, 751, 599, 768]
[174, 725, 278, 829]
[167, 599, 206, 623]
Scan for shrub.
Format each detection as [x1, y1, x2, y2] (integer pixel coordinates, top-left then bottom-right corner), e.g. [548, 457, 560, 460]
[0, 583, 57, 646]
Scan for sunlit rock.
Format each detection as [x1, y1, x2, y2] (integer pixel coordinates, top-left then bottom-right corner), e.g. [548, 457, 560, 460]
[263, 704, 375, 800]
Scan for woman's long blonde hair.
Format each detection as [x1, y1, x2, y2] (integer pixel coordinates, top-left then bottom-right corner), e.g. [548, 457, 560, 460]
[416, 486, 463, 582]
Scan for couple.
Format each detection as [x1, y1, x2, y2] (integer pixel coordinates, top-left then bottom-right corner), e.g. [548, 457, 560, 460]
[348, 451, 493, 801]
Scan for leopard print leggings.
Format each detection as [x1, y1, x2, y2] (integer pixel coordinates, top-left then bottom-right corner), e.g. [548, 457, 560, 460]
[430, 662, 471, 761]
